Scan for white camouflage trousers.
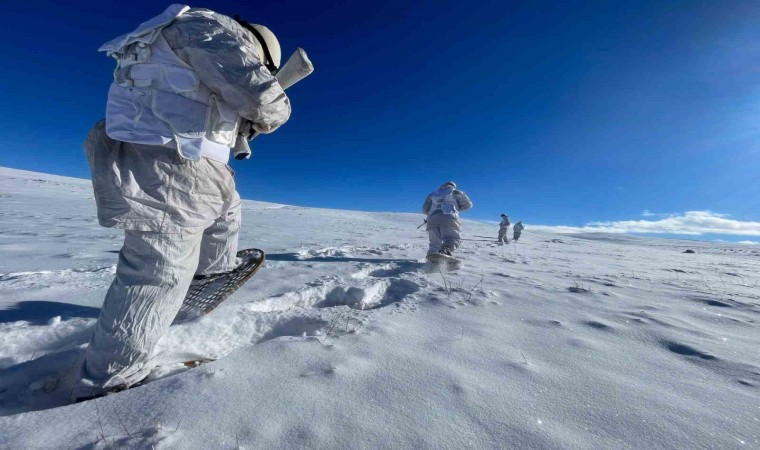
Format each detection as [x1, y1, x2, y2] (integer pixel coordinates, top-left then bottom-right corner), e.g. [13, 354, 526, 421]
[76, 121, 241, 397]
[426, 213, 462, 255]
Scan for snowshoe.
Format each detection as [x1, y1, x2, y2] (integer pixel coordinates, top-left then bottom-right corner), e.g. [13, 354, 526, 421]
[426, 252, 462, 271]
[172, 248, 265, 325]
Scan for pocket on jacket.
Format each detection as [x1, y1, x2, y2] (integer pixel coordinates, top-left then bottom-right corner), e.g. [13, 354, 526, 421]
[85, 120, 122, 193]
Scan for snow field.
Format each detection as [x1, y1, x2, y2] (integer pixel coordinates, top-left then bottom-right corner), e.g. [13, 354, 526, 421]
[0, 167, 758, 449]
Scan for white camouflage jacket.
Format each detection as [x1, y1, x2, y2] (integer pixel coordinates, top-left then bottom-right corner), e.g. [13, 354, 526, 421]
[422, 188, 473, 218]
[100, 5, 290, 161]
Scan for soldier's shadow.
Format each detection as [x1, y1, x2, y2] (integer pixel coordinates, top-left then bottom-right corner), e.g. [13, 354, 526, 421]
[266, 253, 420, 264]
[0, 301, 99, 325]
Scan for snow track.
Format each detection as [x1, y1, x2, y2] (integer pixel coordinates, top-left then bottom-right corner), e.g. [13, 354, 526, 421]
[0, 240, 433, 416]
[155, 255, 427, 368]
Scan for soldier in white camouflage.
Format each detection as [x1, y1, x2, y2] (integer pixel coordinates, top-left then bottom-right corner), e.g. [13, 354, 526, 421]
[74, 4, 291, 400]
[498, 214, 510, 244]
[422, 182, 473, 257]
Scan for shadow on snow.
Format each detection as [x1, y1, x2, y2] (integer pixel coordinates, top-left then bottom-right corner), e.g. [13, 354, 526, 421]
[0, 301, 99, 325]
[266, 253, 419, 264]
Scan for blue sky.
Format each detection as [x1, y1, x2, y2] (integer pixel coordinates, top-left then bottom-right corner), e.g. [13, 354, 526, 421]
[0, 1, 758, 239]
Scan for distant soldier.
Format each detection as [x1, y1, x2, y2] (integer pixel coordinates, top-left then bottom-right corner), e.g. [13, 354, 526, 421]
[513, 221, 525, 242]
[498, 214, 510, 244]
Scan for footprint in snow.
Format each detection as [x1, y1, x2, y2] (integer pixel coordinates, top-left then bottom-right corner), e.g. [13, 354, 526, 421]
[368, 261, 422, 278]
[320, 279, 421, 310]
[582, 320, 614, 332]
[663, 341, 715, 360]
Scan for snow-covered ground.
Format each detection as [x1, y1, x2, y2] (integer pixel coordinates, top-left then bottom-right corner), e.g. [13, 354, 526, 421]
[0, 166, 758, 449]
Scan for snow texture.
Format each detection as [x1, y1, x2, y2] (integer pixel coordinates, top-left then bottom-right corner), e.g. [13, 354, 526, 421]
[0, 167, 758, 449]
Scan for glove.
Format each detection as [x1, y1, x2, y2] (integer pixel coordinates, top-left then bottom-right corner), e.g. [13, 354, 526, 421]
[233, 120, 258, 160]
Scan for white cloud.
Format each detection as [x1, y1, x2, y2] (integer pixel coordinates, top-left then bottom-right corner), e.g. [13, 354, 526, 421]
[640, 210, 680, 219]
[738, 240, 759, 245]
[532, 211, 760, 237]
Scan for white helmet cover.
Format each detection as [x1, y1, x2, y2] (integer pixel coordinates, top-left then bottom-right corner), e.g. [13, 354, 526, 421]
[232, 16, 281, 71]
[249, 24, 281, 68]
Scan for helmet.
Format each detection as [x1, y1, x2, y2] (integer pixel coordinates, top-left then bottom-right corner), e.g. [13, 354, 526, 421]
[440, 181, 457, 189]
[249, 24, 281, 69]
[234, 17, 282, 73]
